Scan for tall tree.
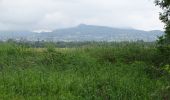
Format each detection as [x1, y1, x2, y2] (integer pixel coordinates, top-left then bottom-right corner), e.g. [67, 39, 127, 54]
[155, 0, 170, 65]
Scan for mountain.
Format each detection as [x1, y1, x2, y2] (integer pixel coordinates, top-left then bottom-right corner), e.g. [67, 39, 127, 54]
[0, 31, 37, 41]
[0, 24, 164, 42]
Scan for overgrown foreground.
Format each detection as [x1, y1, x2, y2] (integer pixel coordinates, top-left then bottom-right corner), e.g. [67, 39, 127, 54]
[0, 43, 169, 100]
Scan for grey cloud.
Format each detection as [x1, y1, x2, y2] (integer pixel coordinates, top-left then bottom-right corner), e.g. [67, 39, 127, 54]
[0, 0, 164, 31]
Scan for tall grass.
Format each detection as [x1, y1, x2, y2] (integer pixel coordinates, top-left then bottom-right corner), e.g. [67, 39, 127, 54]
[0, 42, 169, 99]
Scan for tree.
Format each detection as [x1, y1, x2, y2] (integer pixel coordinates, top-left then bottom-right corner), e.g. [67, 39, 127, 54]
[155, 0, 170, 65]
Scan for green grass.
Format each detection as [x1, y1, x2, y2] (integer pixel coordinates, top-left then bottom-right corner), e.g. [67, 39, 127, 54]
[0, 42, 169, 100]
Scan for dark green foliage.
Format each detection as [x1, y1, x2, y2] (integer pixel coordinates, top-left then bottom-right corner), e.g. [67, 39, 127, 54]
[42, 49, 65, 66]
[155, 0, 170, 66]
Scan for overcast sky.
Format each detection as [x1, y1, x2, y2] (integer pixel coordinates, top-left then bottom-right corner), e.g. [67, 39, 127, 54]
[0, 0, 164, 31]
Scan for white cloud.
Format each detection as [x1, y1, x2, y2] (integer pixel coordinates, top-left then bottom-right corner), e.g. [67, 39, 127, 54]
[0, 0, 164, 31]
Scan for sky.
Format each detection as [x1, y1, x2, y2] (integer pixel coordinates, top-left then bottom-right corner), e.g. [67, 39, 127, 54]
[0, 0, 164, 31]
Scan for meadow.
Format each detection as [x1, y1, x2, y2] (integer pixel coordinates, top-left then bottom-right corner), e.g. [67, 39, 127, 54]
[0, 42, 169, 100]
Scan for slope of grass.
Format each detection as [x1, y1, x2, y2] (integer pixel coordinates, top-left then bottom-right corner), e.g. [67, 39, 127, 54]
[0, 43, 169, 100]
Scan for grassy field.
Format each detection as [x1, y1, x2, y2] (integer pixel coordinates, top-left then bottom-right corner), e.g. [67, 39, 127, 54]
[0, 42, 169, 100]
